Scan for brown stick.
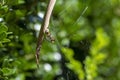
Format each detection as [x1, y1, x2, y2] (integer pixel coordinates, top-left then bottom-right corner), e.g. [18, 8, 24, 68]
[35, 0, 56, 68]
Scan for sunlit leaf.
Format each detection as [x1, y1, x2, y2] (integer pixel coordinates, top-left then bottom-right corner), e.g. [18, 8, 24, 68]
[1, 68, 16, 76]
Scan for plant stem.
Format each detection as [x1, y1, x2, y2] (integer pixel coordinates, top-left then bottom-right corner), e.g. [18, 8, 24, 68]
[35, 0, 56, 68]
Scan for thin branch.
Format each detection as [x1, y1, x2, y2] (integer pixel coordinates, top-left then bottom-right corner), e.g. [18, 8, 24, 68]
[35, 0, 56, 68]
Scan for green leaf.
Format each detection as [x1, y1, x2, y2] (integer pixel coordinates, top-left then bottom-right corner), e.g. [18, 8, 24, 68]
[0, 5, 8, 15]
[18, 0, 25, 4]
[0, 32, 7, 41]
[0, 24, 8, 34]
[0, 42, 3, 47]
[2, 39, 10, 43]
[1, 68, 16, 76]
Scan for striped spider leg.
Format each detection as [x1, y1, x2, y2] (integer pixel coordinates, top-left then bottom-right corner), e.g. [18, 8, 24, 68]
[45, 28, 55, 43]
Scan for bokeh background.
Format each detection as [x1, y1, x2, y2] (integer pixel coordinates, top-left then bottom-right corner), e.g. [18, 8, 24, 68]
[0, 0, 120, 80]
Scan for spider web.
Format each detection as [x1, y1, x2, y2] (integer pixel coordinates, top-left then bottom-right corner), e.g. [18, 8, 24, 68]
[50, 6, 88, 49]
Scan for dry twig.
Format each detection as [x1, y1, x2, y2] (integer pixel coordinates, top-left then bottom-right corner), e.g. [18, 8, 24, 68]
[35, 0, 56, 68]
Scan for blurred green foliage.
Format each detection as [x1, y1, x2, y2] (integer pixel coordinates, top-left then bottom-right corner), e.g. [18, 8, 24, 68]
[0, 0, 120, 80]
